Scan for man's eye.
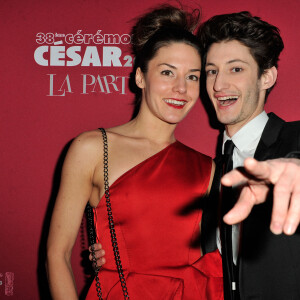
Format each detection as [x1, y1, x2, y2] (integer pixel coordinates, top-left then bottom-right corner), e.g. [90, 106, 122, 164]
[206, 69, 217, 76]
[232, 67, 243, 73]
[161, 70, 173, 76]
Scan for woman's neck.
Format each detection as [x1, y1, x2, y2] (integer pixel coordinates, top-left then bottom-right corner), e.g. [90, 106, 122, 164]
[123, 113, 177, 146]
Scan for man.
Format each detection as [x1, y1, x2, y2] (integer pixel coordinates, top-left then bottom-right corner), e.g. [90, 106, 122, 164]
[198, 11, 300, 300]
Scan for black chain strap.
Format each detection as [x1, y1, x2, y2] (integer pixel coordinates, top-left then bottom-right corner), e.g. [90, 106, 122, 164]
[99, 128, 130, 299]
[86, 204, 103, 300]
[86, 128, 130, 299]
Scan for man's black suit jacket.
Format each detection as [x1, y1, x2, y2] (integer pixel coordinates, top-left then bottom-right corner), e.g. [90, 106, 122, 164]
[201, 113, 300, 300]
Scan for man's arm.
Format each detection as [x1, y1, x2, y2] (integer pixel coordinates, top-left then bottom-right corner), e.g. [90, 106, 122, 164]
[222, 157, 300, 235]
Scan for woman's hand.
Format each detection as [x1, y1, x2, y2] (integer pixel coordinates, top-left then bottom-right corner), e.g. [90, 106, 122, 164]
[89, 243, 106, 269]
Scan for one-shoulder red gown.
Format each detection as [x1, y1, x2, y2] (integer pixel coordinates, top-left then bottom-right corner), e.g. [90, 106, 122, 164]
[86, 141, 223, 299]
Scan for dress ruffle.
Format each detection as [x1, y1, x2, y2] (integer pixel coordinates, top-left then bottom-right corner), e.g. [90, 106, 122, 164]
[87, 251, 223, 300]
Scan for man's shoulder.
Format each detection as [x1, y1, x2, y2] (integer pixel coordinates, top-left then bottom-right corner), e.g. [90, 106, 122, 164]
[281, 119, 300, 132]
[256, 113, 300, 158]
[268, 112, 300, 130]
[284, 120, 300, 127]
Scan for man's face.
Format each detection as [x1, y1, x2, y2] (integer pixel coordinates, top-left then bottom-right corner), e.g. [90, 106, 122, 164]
[205, 40, 267, 136]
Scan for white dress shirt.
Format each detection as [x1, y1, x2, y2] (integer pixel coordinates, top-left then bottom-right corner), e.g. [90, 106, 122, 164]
[217, 111, 269, 264]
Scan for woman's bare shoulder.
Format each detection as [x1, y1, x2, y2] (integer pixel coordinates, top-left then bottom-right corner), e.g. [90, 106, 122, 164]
[74, 129, 103, 147]
[65, 129, 104, 167]
[68, 126, 133, 160]
[105, 125, 136, 147]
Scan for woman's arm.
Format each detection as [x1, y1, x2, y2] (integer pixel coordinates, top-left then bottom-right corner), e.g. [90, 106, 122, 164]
[47, 132, 102, 299]
[206, 160, 216, 194]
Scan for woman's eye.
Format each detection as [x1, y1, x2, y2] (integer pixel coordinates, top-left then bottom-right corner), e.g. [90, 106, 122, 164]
[188, 74, 199, 81]
[161, 70, 173, 76]
[232, 67, 243, 73]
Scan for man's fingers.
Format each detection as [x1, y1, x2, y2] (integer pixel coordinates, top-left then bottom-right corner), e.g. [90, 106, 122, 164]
[269, 169, 294, 234]
[223, 157, 300, 235]
[270, 190, 290, 235]
[221, 168, 247, 187]
[283, 191, 300, 235]
[243, 158, 272, 180]
[224, 180, 270, 224]
[223, 188, 255, 224]
[270, 161, 300, 235]
[222, 158, 274, 187]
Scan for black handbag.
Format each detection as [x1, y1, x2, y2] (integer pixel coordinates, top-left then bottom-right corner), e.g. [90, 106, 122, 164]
[86, 128, 129, 299]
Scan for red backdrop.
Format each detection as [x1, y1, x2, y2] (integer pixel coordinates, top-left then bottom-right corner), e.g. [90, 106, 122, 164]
[1, 0, 299, 298]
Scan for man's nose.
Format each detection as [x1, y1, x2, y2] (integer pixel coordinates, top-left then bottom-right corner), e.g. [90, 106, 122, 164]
[213, 72, 230, 91]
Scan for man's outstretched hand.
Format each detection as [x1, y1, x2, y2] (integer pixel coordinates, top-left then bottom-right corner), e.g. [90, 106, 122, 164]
[222, 157, 300, 235]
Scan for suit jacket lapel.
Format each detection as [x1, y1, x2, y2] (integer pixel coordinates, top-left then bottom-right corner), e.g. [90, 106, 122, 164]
[254, 113, 285, 160]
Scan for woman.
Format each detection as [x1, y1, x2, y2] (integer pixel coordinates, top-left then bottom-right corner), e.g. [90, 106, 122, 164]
[47, 5, 223, 299]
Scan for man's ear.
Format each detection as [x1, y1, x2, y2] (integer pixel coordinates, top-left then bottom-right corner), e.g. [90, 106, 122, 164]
[261, 66, 277, 90]
[135, 67, 145, 89]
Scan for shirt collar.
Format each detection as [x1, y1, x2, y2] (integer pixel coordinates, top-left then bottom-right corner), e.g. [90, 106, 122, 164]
[223, 111, 269, 154]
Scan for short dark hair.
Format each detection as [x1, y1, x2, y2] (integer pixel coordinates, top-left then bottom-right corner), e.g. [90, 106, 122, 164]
[197, 11, 284, 77]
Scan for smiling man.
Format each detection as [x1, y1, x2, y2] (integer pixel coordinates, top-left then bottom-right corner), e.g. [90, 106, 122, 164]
[198, 11, 300, 300]
[205, 39, 275, 137]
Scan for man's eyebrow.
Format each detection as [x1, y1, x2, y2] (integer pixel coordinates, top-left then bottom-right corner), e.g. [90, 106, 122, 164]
[158, 63, 201, 72]
[205, 62, 216, 67]
[227, 59, 250, 65]
[205, 59, 250, 67]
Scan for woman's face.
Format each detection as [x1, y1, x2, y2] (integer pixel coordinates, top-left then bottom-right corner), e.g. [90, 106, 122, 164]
[136, 42, 201, 125]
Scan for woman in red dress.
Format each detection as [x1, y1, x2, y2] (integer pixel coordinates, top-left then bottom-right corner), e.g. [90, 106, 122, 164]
[47, 5, 223, 300]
